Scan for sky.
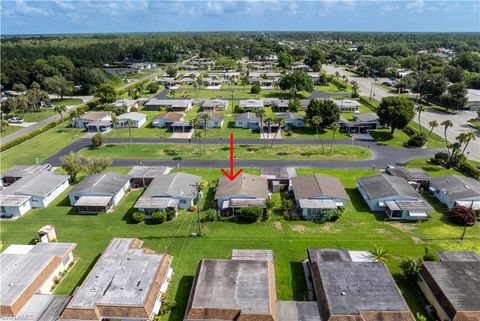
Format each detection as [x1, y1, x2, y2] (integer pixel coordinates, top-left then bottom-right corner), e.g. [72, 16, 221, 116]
[1, 0, 479, 35]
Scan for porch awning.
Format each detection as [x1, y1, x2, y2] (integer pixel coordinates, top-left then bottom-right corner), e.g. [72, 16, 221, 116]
[74, 196, 111, 207]
[222, 198, 266, 209]
[298, 199, 336, 209]
[455, 201, 480, 210]
[135, 197, 180, 209]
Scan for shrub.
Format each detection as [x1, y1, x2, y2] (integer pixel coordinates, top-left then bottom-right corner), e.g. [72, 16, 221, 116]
[250, 84, 261, 94]
[263, 210, 271, 221]
[459, 161, 480, 179]
[203, 209, 218, 222]
[399, 258, 422, 282]
[448, 205, 478, 226]
[407, 132, 428, 147]
[131, 211, 145, 223]
[423, 248, 439, 262]
[237, 206, 263, 222]
[157, 300, 177, 316]
[317, 208, 343, 223]
[283, 129, 292, 136]
[151, 211, 167, 224]
[266, 199, 275, 209]
[233, 105, 244, 113]
[431, 152, 449, 166]
[166, 208, 176, 221]
[351, 92, 360, 98]
[130, 106, 138, 112]
[91, 133, 105, 147]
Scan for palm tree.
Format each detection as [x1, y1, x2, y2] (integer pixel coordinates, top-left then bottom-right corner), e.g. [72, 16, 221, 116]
[415, 104, 426, 132]
[271, 117, 285, 146]
[351, 81, 359, 96]
[126, 119, 135, 144]
[191, 119, 202, 155]
[370, 245, 389, 263]
[329, 122, 339, 153]
[441, 120, 453, 156]
[53, 105, 67, 120]
[308, 115, 325, 154]
[0, 119, 9, 133]
[457, 131, 476, 156]
[198, 113, 211, 153]
[255, 109, 267, 146]
[427, 120, 438, 137]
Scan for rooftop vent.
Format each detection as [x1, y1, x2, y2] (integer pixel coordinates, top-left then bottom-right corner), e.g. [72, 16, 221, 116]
[340, 292, 346, 296]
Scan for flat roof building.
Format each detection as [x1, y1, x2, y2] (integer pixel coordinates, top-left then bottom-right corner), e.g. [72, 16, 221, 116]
[61, 238, 173, 321]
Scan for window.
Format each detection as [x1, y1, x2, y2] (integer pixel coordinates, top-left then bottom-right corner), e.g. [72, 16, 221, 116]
[179, 199, 187, 205]
[1, 206, 5, 213]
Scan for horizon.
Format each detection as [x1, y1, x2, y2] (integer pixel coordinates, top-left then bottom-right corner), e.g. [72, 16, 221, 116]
[1, 0, 479, 35]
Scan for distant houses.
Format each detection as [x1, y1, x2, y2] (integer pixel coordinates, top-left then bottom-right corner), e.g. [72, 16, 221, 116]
[144, 99, 193, 111]
[214, 173, 270, 214]
[357, 174, 433, 220]
[134, 172, 201, 216]
[111, 99, 138, 112]
[68, 172, 130, 213]
[291, 174, 349, 219]
[429, 174, 480, 210]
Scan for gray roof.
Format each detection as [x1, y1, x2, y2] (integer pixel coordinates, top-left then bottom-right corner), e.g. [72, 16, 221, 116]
[112, 99, 137, 107]
[69, 172, 130, 196]
[436, 251, 480, 262]
[2, 172, 69, 198]
[276, 301, 322, 321]
[231, 249, 274, 262]
[387, 167, 430, 181]
[215, 173, 269, 200]
[239, 99, 264, 108]
[141, 172, 201, 199]
[201, 99, 228, 108]
[233, 112, 259, 122]
[275, 112, 304, 121]
[65, 238, 170, 309]
[353, 112, 379, 122]
[196, 111, 225, 122]
[79, 111, 110, 122]
[117, 112, 146, 122]
[18, 294, 71, 321]
[0, 243, 76, 308]
[0, 194, 31, 207]
[260, 167, 297, 180]
[429, 174, 480, 201]
[308, 248, 352, 263]
[357, 174, 421, 200]
[292, 174, 350, 201]
[2, 164, 51, 178]
[128, 166, 168, 178]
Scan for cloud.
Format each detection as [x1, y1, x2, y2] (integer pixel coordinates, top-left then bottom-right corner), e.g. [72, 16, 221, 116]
[3, 0, 49, 17]
[380, 4, 400, 12]
[406, 0, 426, 13]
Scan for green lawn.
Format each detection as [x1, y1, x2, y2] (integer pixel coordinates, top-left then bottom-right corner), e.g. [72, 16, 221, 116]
[0, 166, 477, 321]
[105, 110, 171, 139]
[51, 98, 83, 107]
[370, 122, 445, 149]
[0, 125, 24, 137]
[468, 119, 480, 129]
[9, 109, 56, 122]
[79, 143, 373, 161]
[0, 122, 84, 171]
[170, 88, 310, 100]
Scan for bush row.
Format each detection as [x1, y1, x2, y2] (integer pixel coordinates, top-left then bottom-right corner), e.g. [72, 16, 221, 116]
[115, 79, 151, 96]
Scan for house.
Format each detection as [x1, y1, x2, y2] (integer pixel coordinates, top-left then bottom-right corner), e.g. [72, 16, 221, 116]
[1, 172, 70, 215]
[201, 99, 228, 111]
[151, 112, 184, 128]
[128, 166, 168, 188]
[271, 99, 290, 111]
[115, 112, 147, 128]
[68, 172, 130, 213]
[61, 238, 173, 321]
[171, 120, 193, 132]
[214, 173, 270, 214]
[307, 248, 415, 321]
[428, 174, 480, 210]
[0, 242, 76, 318]
[71, 111, 112, 132]
[196, 111, 224, 128]
[385, 166, 431, 190]
[260, 167, 296, 192]
[233, 112, 260, 129]
[291, 174, 350, 219]
[357, 174, 433, 220]
[465, 89, 480, 111]
[144, 99, 192, 111]
[418, 251, 480, 321]
[339, 112, 383, 133]
[111, 99, 138, 112]
[184, 249, 277, 321]
[239, 99, 264, 111]
[134, 173, 201, 216]
[333, 99, 361, 112]
[275, 112, 305, 129]
[1, 164, 51, 187]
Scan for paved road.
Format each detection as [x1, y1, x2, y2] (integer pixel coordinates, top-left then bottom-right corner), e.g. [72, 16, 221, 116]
[1, 96, 94, 145]
[44, 137, 443, 169]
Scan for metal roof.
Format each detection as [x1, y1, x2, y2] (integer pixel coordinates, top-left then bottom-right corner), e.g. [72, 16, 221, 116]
[2, 172, 69, 198]
[201, 99, 228, 108]
[357, 174, 421, 200]
[292, 174, 350, 201]
[276, 301, 322, 321]
[128, 166, 168, 178]
[233, 112, 259, 121]
[0, 194, 31, 206]
[117, 112, 146, 122]
[429, 174, 480, 200]
[152, 112, 183, 121]
[141, 172, 201, 199]
[215, 173, 269, 200]
[17, 294, 71, 321]
[275, 112, 304, 121]
[436, 251, 480, 262]
[74, 196, 111, 207]
[260, 167, 297, 180]
[69, 172, 130, 196]
[1, 164, 51, 178]
[387, 167, 431, 181]
[299, 199, 337, 209]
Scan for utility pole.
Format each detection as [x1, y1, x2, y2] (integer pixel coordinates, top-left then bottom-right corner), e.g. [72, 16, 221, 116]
[190, 182, 202, 236]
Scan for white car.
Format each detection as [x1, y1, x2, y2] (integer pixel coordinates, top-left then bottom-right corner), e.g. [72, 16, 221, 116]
[8, 117, 24, 124]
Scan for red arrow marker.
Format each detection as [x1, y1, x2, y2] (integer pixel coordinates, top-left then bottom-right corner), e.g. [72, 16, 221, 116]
[221, 133, 243, 181]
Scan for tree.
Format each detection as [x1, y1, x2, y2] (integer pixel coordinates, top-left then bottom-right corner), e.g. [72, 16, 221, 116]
[305, 99, 340, 128]
[1, 97, 18, 114]
[60, 151, 82, 183]
[456, 131, 476, 156]
[395, 75, 416, 92]
[237, 207, 263, 222]
[448, 205, 477, 226]
[440, 82, 468, 111]
[53, 105, 67, 120]
[91, 133, 105, 147]
[307, 115, 325, 154]
[128, 86, 141, 100]
[255, 109, 267, 146]
[42, 75, 73, 99]
[376, 96, 415, 134]
[370, 245, 389, 263]
[350, 81, 359, 98]
[278, 71, 314, 98]
[146, 82, 159, 94]
[76, 67, 106, 94]
[277, 52, 293, 69]
[151, 211, 167, 224]
[94, 83, 117, 104]
[191, 119, 203, 155]
[281, 198, 295, 219]
[84, 156, 112, 175]
[304, 48, 325, 71]
[126, 119, 135, 144]
[441, 120, 453, 156]
[198, 113, 211, 153]
[0, 119, 9, 133]
[443, 65, 464, 83]
[250, 84, 261, 95]
[399, 258, 422, 282]
[131, 211, 145, 223]
[288, 98, 300, 112]
[166, 66, 178, 78]
[427, 120, 438, 137]
[329, 122, 339, 153]
[412, 72, 448, 102]
[12, 83, 27, 92]
[271, 117, 284, 145]
[215, 56, 236, 70]
[415, 104, 426, 132]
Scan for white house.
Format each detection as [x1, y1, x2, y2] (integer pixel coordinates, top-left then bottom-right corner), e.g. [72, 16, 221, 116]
[71, 111, 112, 131]
[196, 111, 224, 128]
[111, 99, 138, 112]
[233, 112, 260, 129]
[239, 99, 264, 111]
[115, 112, 147, 128]
[465, 89, 480, 111]
[357, 174, 433, 220]
[68, 172, 130, 213]
[144, 99, 192, 111]
[151, 112, 184, 128]
[201, 99, 229, 111]
[134, 173, 201, 216]
[333, 99, 361, 112]
[0, 195, 32, 218]
[275, 112, 305, 129]
[429, 174, 480, 210]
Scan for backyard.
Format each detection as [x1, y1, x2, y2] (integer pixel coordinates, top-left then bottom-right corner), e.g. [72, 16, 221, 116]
[0, 167, 478, 321]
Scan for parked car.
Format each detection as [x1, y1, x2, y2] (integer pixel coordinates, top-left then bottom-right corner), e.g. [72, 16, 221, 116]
[382, 82, 392, 87]
[8, 117, 24, 124]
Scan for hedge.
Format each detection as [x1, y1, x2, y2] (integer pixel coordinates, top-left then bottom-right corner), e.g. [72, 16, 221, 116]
[359, 96, 379, 111]
[458, 161, 480, 180]
[0, 98, 100, 152]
